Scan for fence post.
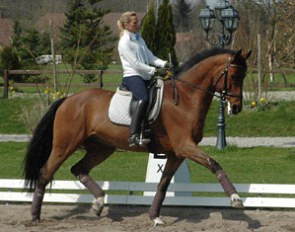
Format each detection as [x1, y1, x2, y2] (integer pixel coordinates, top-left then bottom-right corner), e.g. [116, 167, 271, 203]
[99, 70, 103, 88]
[3, 70, 8, 98]
[257, 34, 262, 100]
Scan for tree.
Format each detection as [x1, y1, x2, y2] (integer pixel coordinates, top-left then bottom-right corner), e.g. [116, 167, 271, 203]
[156, 0, 178, 66]
[173, 0, 192, 33]
[11, 21, 51, 67]
[0, 46, 21, 81]
[141, 2, 157, 54]
[235, 0, 294, 79]
[60, 0, 115, 83]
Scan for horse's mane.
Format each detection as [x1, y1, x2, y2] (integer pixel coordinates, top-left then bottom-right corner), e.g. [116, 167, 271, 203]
[174, 47, 235, 77]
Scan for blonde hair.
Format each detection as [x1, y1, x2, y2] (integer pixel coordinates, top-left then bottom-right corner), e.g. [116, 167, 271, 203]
[117, 11, 137, 37]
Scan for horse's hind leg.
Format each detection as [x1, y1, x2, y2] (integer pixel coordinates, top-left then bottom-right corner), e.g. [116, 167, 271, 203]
[31, 146, 75, 221]
[70, 142, 115, 216]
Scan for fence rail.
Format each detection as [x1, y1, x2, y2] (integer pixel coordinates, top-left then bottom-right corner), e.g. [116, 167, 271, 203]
[1, 179, 294, 208]
[2, 69, 122, 98]
[2, 68, 295, 98]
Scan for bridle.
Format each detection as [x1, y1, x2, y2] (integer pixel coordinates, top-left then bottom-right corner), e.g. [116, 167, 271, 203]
[171, 56, 246, 105]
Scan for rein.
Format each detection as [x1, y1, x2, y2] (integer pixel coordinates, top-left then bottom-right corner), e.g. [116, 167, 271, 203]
[172, 56, 246, 104]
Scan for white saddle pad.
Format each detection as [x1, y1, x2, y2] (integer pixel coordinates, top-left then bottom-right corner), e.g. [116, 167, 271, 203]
[108, 89, 132, 126]
[108, 78, 164, 126]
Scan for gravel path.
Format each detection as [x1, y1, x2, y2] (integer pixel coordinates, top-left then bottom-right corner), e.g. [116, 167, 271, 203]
[1, 134, 295, 147]
[243, 90, 295, 101]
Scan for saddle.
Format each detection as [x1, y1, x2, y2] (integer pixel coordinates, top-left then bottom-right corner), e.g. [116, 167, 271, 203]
[108, 77, 164, 126]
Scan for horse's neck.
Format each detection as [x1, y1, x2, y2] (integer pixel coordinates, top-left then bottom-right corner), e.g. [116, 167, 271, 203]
[175, 58, 222, 132]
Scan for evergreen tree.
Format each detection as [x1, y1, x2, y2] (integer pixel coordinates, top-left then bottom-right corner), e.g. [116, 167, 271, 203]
[141, 2, 157, 54]
[0, 46, 21, 81]
[11, 21, 51, 70]
[60, 0, 115, 83]
[173, 0, 192, 33]
[156, 0, 178, 66]
[21, 28, 41, 65]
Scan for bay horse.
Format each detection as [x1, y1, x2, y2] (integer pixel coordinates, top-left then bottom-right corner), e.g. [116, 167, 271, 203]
[24, 48, 251, 225]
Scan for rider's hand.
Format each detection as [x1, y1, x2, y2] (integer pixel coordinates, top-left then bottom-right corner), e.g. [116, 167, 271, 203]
[155, 67, 166, 76]
[164, 62, 170, 68]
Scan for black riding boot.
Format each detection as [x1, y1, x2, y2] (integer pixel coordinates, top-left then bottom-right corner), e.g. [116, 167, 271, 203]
[128, 99, 151, 147]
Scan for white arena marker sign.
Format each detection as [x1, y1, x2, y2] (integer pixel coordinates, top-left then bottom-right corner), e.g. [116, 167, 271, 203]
[144, 153, 191, 196]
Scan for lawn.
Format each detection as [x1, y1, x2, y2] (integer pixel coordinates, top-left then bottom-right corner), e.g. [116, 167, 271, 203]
[1, 142, 294, 184]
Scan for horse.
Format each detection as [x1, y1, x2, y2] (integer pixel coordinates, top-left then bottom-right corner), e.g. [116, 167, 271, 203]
[23, 47, 251, 225]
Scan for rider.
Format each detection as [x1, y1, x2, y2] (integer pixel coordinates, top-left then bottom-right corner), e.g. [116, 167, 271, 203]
[117, 11, 168, 147]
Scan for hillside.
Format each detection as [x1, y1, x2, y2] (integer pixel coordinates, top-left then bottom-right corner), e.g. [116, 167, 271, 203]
[0, 0, 147, 21]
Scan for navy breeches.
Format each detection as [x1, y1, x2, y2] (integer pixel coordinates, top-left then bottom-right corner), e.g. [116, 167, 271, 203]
[122, 75, 149, 103]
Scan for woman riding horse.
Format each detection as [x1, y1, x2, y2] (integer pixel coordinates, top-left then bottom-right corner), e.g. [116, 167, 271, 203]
[24, 47, 251, 225]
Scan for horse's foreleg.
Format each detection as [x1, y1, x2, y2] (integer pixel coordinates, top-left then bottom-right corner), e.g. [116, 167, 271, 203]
[71, 144, 115, 216]
[149, 156, 184, 224]
[183, 145, 243, 208]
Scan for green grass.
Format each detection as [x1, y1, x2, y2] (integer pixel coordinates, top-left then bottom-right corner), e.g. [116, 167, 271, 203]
[1, 142, 294, 184]
[191, 146, 295, 184]
[205, 100, 295, 136]
[0, 98, 36, 133]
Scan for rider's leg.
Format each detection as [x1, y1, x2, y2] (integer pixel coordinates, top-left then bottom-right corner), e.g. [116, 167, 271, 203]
[122, 75, 150, 146]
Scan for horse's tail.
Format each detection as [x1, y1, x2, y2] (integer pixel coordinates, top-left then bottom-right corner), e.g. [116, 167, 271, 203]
[23, 97, 66, 191]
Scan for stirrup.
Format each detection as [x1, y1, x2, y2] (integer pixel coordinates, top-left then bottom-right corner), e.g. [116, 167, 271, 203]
[128, 134, 150, 147]
[139, 137, 151, 146]
[139, 132, 151, 146]
[128, 134, 139, 147]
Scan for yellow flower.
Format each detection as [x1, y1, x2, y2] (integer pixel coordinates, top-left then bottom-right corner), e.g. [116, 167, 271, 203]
[9, 86, 14, 91]
[51, 93, 56, 100]
[260, 97, 266, 104]
[44, 89, 50, 94]
[250, 101, 257, 108]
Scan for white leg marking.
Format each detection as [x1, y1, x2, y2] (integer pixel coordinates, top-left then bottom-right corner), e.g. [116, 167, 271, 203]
[91, 196, 104, 216]
[154, 217, 165, 227]
[230, 193, 244, 208]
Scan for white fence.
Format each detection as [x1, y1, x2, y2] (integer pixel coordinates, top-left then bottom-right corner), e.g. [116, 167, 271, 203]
[0, 179, 295, 208]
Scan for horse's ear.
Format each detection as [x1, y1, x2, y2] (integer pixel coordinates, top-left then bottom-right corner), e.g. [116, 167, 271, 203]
[242, 50, 252, 60]
[233, 49, 242, 62]
[236, 49, 242, 57]
[233, 49, 252, 62]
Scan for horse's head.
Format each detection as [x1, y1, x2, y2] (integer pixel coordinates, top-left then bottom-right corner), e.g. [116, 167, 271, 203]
[214, 49, 252, 115]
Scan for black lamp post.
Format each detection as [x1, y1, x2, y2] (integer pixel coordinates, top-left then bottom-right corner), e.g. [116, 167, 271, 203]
[199, 0, 240, 150]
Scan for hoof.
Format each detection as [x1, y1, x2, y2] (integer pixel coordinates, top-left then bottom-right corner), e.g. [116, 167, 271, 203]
[231, 199, 244, 208]
[25, 218, 40, 227]
[91, 196, 104, 216]
[230, 193, 244, 208]
[153, 217, 165, 227]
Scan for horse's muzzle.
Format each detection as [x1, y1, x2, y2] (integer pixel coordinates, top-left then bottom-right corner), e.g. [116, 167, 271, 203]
[231, 104, 242, 115]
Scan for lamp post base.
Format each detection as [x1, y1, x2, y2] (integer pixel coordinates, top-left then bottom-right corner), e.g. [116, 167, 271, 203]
[216, 98, 227, 150]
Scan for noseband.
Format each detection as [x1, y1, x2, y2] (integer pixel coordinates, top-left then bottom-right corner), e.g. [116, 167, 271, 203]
[172, 56, 246, 105]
